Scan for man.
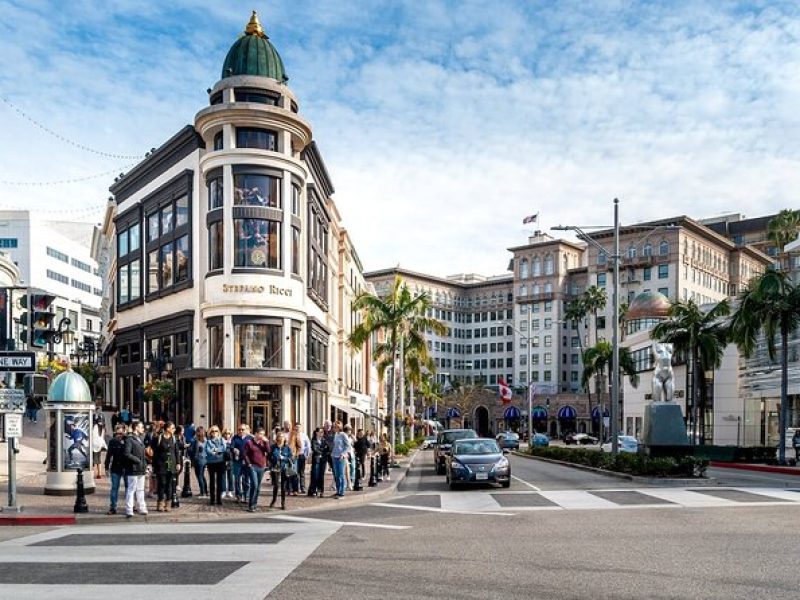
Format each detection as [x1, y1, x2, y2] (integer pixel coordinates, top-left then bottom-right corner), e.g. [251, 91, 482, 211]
[323, 420, 335, 490]
[123, 421, 149, 518]
[331, 423, 352, 499]
[293, 423, 311, 494]
[104, 424, 127, 515]
[793, 429, 800, 462]
[229, 424, 253, 501]
[354, 429, 369, 486]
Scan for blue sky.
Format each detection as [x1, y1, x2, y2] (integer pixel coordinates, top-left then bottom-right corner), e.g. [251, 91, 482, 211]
[1, 1, 798, 276]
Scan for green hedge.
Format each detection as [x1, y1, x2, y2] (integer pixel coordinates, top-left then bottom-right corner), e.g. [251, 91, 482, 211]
[394, 437, 425, 456]
[528, 446, 708, 478]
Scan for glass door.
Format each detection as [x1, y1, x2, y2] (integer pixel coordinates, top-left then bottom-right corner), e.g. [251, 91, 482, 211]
[248, 402, 271, 433]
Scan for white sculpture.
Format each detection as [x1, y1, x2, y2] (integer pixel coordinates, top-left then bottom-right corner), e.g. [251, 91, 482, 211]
[651, 342, 674, 402]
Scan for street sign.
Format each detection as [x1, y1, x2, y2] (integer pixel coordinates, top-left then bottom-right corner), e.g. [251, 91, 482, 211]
[0, 351, 36, 373]
[4, 413, 21, 438]
[0, 389, 25, 413]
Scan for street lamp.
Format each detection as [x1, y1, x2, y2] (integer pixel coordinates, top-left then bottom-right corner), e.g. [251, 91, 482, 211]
[47, 317, 74, 364]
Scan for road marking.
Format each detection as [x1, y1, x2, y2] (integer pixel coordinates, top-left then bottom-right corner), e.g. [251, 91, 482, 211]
[635, 488, 739, 507]
[537, 490, 620, 510]
[511, 474, 541, 491]
[370, 502, 513, 516]
[272, 514, 413, 530]
[439, 490, 506, 512]
[729, 488, 800, 502]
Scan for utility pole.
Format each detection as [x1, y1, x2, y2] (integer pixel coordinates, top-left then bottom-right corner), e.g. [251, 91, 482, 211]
[527, 305, 533, 444]
[611, 198, 620, 455]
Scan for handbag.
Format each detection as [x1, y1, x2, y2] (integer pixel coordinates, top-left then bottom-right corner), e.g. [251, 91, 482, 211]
[284, 459, 297, 478]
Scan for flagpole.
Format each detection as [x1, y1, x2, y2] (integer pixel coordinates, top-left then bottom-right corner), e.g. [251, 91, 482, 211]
[527, 302, 532, 445]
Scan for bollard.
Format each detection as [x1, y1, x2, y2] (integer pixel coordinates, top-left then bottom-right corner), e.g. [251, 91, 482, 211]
[354, 457, 364, 491]
[375, 455, 383, 483]
[181, 460, 193, 498]
[368, 454, 377, 487]
[171, 474, 180, 508]
[74, 469, 89, 513]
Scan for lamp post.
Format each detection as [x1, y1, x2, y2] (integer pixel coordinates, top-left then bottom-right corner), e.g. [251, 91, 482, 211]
[47, 317, 74, 364]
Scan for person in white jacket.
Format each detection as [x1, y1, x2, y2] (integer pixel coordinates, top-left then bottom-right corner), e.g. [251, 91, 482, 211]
[92, 421, 108, 480]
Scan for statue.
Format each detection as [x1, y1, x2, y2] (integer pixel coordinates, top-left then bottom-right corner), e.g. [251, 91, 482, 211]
[651, 342, 674, 402]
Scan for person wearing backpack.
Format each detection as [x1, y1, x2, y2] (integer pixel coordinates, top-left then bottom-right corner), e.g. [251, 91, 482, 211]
[150, 421, 180, 512]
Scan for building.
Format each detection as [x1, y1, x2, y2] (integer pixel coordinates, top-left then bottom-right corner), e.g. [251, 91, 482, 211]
[104, 12, 377, 432]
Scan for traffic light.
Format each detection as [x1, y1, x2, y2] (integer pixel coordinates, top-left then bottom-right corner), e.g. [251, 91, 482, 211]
[19, 291, 56, 348]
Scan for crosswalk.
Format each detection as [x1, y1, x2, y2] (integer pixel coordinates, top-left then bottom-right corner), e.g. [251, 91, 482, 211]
[374, 487, 800, 515]
[0, 520, 341, 599]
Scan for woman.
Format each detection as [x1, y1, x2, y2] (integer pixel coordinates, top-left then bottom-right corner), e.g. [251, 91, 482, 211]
[204, 426, 226, 506]
[190, 427, 208, 496]
[269, 431, 293, 510]
[243, 427, 271, 512]
[221, 428, 234, 499]
[308, 427, 328, 497]
[287, 427, 302, 496]
[150, 421, 180, 512]
[378, 433, 392, 480]
[92, 421, 108, 480]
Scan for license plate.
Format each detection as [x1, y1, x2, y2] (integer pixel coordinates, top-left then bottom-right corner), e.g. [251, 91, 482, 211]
[476, 473, 489, 480]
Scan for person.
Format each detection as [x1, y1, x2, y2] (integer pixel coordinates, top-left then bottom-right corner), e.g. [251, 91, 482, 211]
[346, 427, 357, 491]
[120, 406, 130, 426]
[293, 423, 311, 494]
[286, 425, 303, 496]
[331, 423, 353, 498]
[354, 429, 369, 487]
[270, 431, 293, 509]
[378, 433, 392, 480]
[221, 428, 234, 499]
[175, 425, 188, 496]
[111, 409, 122, 430]
[230, 424, 253, 502]
[189, 427, 208, 496]
[123, 421, 148, 518]
[92, 421, 108, 480]
[184, 421, 196, 447]
[308, 427, 328, 497]
[793, 429, 800, 462]
[205, 426, 226, 505]
[150, 421, 180, 512]
[243, 427, 271, 512]
[104, 424, 127, 515]
[25, 395, 37, 423]
[323, 420, 335, 490]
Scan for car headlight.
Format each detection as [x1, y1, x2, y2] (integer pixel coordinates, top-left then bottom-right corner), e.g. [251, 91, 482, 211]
[495, 457, 509, 469]
[450, 460, 467, 471]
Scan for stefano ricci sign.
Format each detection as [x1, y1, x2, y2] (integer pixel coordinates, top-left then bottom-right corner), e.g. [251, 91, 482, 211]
[222, 284, 293, 296]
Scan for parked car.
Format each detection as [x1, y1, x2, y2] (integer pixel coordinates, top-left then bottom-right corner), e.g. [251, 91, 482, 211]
[564, 433, 598, 445]
[446, 437, 511, 489]
[532, 433, 550, 447]
[434, 429, 478, 475]
[496, 431, 520, 451]
[421, 435, 437, 450]
[600, 435, 640, 453]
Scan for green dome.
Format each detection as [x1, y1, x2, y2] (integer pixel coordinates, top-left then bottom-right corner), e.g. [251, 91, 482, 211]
[222, 12, 288, 83]
[48, 371, 92, 403]
[626, 290, 671, 320]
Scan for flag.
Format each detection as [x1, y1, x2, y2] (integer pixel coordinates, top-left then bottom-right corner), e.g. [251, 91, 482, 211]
[523, 213, 538, 225]
[498, 377, 513, 403]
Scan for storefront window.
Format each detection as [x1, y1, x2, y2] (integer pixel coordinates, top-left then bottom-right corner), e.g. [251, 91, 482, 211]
[208, 323, 224, 368]
[234, 218, 280, 269]
[233, 174, 280, 208]
[208, 177, 223, 210]
[175, 235, 189, 282]
[209, 221, 224, 270]
[291, 226, 300, 275]
[235, 323, 283, 368]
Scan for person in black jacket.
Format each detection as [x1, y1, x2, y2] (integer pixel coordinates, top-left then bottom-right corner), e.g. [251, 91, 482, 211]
[308, 427, 329, 497]
[150, 421, 180, 512]
[104, 424, 127, 515]
[354, 429, 369, 487]
[123, 421, 149, 518]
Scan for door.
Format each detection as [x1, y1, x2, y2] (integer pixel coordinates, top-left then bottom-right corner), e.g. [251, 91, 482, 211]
[248, 402, 271, 433]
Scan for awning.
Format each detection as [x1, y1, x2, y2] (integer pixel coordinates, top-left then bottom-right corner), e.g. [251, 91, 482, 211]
[446, 407, 461, 418]
[591, 406, 610, 420]
[557, 405, 577, 419]
[423, 407, 437, 419]
[531, 406, 548, 419]
[503, 406, 521, 420]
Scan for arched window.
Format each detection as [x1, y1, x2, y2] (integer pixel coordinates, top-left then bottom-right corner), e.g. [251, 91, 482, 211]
[520, 258, 529, 278]
[532, 257, 542, 277]
[627, 245, 637, 259]
[659, 240, 669, 256]
[519, 285, 527, 296]
[544, 254, 554, 275]
[642, 243, 652, 257]
[597, 251, 607, 265]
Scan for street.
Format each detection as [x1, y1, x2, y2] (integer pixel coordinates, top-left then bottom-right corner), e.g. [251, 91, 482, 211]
[0, 449, 798, 599]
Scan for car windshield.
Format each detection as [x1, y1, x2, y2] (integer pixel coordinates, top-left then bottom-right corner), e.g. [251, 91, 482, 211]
[454, 440, 500, 455]
[499, 433, 519, 440]
[443, 430, 477, 444]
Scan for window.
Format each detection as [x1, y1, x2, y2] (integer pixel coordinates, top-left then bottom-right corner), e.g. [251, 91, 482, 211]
[71, 279, 91, 293]
[544, 318, 552, 329]
[213, 131, 223, 151]
[234, 88, 280, 105]
[176, 196, 189, 228]
[234, 173, 280, 207]
[234, 323, 283, 368]
[643, 267, 651, 281]
[658, 287, 669, 297]
[519, 285, 527, 296]
[291, 184, 301, 216]
[47, 247, 69, 263]
[597, 251, 607, 265]
[642, 243, 652, 257]
[658, 264, 669, 279]
[291, 227, 301, 275]
[627, 245, 636, 259]
[544, 301, 552, 312]
[520, 258, 529, 279]
[234, 219, 280, 269]
[71, 258, 92, 273]
[597, 273, 606, 287]
[145, 186, 192, 296]
[308, 328, 328, 372]
[208, 176, 223, 210]
[532, 257, 541, 277]
[597, 316, 606, 329]
[0, 238, 17, 248]
[543, 370, 552, 381]
[308, 200, 329, 305]
[209, 221, 224, 270]
[208, 323, 224, 368]
[659, 240, 669, 256]
[544, 353, 552, 365]
[147, 212, 159, 242]
[236, 127, 278, 151]
[544, 335, 552, 347]
[544, 254, 554, 275]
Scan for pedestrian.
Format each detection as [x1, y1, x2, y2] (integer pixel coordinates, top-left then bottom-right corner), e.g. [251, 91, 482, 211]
[150, 421, 180, 512]
[270, 431, 292, 510]
[354, 429, 368, 486]
[287, 425, 303, 496]
[205, 426, 226, 505]
[123, 421, 149, 518]
[308, 427, 328, 497]
[111, 409, 122, 430]
[221, 428, 234, 499]
[104, 424, 127, 515]
[793, 429, 800, 462]
[323, 420, 335, 486]
[346, 427, 357, 491]
[243, 427, 270, 512]
[92, 421, 108, 480]
[230, 424, 253, 502]
[25, 395, 37, 423]
[378, 433, 392, 480]
[184, 421, 196, 446]
[189, 427, 208, 496]
[175, 425, 188, 497]
[331, 423, 353, 498]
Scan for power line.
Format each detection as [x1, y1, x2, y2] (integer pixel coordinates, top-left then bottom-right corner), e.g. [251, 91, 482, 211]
[1, 96, 145, 160]
[0, 163, 136, 186]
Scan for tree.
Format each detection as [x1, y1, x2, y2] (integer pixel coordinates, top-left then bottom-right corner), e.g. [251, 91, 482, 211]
[651, 299, 730, 445]
[767, 209, 800, 271]
[565, 298, 593, 426]
[583, 285, 607, 345]
[729, 270, 800, 462]
[349, 275, 446, 451]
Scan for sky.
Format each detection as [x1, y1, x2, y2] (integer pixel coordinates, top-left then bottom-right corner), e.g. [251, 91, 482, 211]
[0, 0, 798, 277]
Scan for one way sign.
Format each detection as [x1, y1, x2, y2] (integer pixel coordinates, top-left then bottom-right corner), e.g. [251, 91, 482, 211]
[0, 352, 36, 373]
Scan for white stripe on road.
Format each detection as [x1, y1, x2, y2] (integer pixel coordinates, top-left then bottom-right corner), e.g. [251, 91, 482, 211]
[730, 488, 800, 503]
[635, 489, 738, 507]
[370, 502, 513, 517]
[271, 514, 413, 530]
[439, 490, 504, 513]
[511, 474, 541, 491]
[537, 490, 619, 510]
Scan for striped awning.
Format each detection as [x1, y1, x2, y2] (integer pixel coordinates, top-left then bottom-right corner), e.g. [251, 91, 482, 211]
[531, 406, 548, 419]
[557, 405, 577, 419]
[503, 405, 521, 420]
[446, 407, 461, 418]
[591, 406, 610, 420]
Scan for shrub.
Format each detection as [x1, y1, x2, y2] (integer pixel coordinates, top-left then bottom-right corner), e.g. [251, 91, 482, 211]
[394, 443, 409, 455]
[528, 446, 708, 478]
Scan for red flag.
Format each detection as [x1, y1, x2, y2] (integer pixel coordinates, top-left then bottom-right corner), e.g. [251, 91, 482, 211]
[498, 377, 513, 404]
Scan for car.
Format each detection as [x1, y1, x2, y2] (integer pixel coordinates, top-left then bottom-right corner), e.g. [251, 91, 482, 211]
[446, 437, 511, 489]
[496, 431, 520, 451]
[564, 433, 598, 445]
[434, 428, 478, 474]
[532, 433, 550, 447]
[421, 435, 437, 450]
[600, 435, 640, 453]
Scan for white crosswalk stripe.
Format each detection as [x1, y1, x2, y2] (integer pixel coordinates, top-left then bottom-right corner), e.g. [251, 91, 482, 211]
[537, 490, 620, 510]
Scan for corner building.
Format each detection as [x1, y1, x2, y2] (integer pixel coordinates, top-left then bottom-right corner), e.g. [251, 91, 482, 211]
[107, 13, 376, 432]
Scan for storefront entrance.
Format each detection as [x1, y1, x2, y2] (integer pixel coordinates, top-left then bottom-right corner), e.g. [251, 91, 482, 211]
[248, 402, 271, 432]
[234, 384, 282, 433]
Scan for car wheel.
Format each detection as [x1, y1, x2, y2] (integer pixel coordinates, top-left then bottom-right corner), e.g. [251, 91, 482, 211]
[449, 479, 458, 491]
[501, 479, 511, 488]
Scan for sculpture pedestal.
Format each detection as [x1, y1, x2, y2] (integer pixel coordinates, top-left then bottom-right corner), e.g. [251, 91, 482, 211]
[642, 403, 689, 448]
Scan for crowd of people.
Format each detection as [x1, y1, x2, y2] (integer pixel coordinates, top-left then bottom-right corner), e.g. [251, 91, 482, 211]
[99, 414, 395, 517]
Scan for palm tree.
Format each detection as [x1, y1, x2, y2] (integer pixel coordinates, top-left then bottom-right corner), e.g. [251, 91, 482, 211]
[767, 209, 800, 271]
[349, 275, 446, 452]
[581, 341, 640, 440]
[729, 270, 800, 463]
[583, 285, 608, 345]
[651, 299, 730, 445]
[565, 298, 593, 427]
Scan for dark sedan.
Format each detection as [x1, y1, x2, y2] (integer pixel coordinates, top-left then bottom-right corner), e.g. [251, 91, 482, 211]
[446, 438, 511, 489]
[496, 432, 520, 451]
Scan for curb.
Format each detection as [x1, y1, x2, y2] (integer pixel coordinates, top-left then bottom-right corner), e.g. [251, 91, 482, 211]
[512, 451, 718, 486]
[0, 514, 77, 526]
[709, 462, 800, 476]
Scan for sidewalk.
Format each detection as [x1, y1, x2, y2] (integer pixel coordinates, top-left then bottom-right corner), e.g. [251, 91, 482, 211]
[709, 461, 800, 476]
